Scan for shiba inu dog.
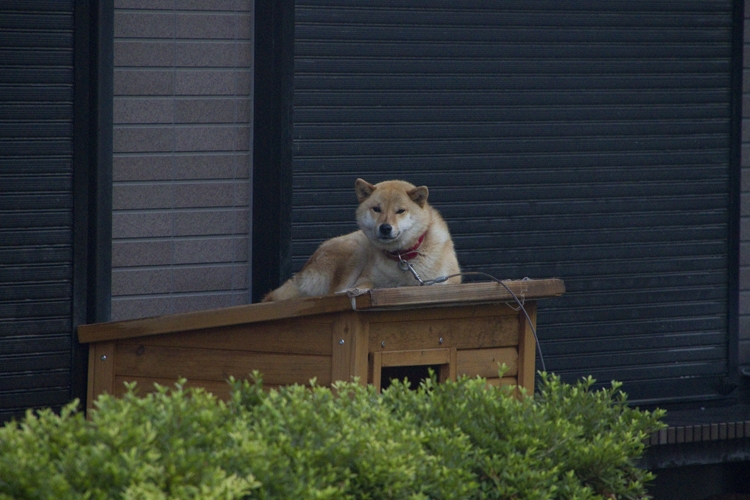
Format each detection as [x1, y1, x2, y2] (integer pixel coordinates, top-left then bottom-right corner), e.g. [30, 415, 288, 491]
[262, 179, 461, 302]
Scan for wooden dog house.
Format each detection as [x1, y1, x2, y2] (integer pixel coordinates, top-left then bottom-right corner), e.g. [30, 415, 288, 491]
[78, 279, 564, 410]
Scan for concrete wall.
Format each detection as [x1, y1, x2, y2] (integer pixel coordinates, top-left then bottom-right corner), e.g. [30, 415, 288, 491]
[111, 0, 253, 320]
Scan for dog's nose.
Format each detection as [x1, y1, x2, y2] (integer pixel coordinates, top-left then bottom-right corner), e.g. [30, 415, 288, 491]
[379, 224, 392, 236]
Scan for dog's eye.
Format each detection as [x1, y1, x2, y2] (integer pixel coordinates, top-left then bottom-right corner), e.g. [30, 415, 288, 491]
[372, 206, 381, 213]
[396, 209, 405, 214]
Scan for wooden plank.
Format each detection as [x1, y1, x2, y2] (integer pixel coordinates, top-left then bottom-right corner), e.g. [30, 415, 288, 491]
[369, 351, 382, 390]
[331, 315, 353, 385]
[366, 303, 519, 323]
[457, 347, 518, 379]
[87, 342, 115, 412]
[79, 280, 564, 345]
[113, 376, 283, 400]
[114, 377, 233, 399]
[485, 377, 518, 388]
[380, 348, 452, 368]
[448, 347, 457, 381]
[113, 344, 332, 387]
[516, 302, 537, 394]
[86, 343, 97, 413]
[357, 279, 565, 309]
[438, 348, 457, 383]
[78, 293, 354, 343]
[118, 319, 333, 356]
[369, 314, 519, 352]
[331, 312, 369, 386]
[351, 314, 369, 384]
[486, 377, 519, 397]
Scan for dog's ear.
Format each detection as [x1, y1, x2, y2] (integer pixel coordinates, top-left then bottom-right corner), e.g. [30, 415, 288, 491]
[355, 178, 376, 203]
[408, 186, 429, 207]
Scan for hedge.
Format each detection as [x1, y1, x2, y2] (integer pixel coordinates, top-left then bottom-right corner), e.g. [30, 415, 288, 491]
[0, 372, 665, 500]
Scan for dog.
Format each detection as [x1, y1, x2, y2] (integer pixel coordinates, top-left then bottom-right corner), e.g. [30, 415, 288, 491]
[262, 179, 461, 302]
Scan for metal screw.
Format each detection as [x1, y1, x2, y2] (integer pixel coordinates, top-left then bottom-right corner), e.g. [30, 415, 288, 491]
[381, 341, 386, 348]
[100, 355, 107, 361]
[339, 339, 345, 345]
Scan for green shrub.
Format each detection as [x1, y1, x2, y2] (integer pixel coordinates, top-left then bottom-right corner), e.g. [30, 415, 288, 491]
[0, 372, 664, 500]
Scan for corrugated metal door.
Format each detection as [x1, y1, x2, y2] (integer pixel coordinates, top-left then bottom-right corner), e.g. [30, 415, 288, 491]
[290, 1, 739, 405]
[0, 2, 77, 420]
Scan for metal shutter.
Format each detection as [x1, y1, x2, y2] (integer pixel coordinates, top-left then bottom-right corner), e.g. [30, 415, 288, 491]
[291, 1, 739, 405]
[0, 1, 76, 420]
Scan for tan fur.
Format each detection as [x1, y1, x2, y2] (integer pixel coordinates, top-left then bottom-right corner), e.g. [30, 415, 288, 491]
[262, 179, 461, 302]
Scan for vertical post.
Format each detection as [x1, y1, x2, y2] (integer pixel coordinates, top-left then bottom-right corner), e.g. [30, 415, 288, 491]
[438, 348, 457, 383]
[723, 0, 744, 392]
[251, 0, 295, 302]
[331, 312, 369, 385]
[86, 341, 116, 415]
[73, 0, 113, 413]
[369, 351, 382, 392]
[516, 301, 537, 394]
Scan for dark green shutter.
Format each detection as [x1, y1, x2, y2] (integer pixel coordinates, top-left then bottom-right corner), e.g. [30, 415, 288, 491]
[290, 0, 739, 405]
[0, 2, 77, 420]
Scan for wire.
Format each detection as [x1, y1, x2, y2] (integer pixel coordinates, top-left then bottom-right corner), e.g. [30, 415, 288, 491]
[398, 260, 547, 373]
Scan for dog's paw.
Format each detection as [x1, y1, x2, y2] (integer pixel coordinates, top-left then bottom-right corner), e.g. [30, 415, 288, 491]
[336, 287, 370, 298]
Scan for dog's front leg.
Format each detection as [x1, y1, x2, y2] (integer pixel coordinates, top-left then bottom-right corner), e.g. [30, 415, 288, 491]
[335, 276, 373, 297]
[346, 279, 373, 297]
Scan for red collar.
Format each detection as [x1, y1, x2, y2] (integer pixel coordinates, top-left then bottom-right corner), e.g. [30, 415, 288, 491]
[384, 233, 426, 261]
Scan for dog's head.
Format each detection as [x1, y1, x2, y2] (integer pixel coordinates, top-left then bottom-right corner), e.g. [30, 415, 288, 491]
[354, 178, 430, 250]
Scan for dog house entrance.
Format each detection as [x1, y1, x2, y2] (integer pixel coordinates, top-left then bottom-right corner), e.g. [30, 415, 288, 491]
[379, 364, 442, 391]
[369, 348, 457, 392]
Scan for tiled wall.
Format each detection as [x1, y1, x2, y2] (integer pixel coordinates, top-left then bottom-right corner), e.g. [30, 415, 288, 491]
[111, 0, 253, 320]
